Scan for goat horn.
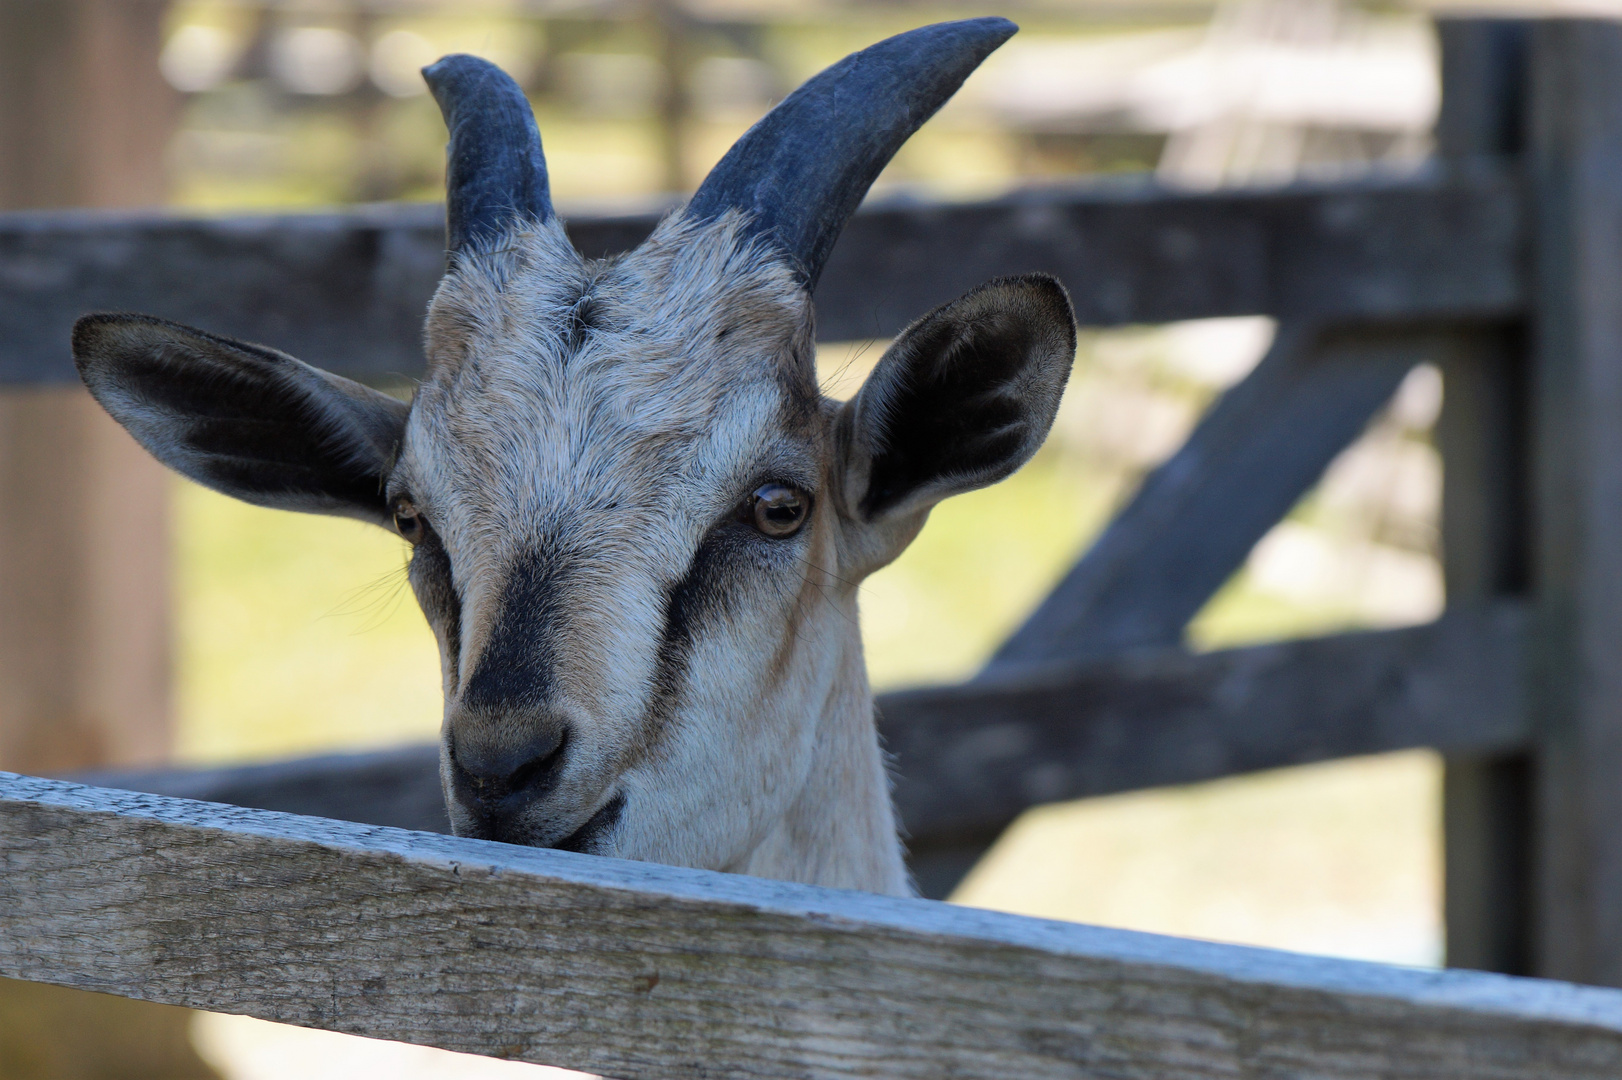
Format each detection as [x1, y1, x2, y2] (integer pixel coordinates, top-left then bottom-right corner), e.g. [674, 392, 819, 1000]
[423, 55, 553, 253]
[687, 18, 1016, 290]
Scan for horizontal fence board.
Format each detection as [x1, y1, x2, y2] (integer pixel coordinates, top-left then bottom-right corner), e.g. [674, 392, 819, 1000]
[76, 743, 450, 834]
[3, 772, 1619, 1080]
[816, 164, 1523, 341]
[0, 166, 1521, 384]
[83, 607, 1529, 853]
[889, 604, 1530, 842]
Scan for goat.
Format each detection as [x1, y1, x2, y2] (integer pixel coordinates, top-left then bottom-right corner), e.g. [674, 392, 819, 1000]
[72, 18, 1076, 897]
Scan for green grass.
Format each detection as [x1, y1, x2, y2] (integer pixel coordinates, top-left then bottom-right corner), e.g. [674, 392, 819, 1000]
[952, 749, 1443, 966]
[173, 481, 440, 764]
[861, 448, 1116, 690]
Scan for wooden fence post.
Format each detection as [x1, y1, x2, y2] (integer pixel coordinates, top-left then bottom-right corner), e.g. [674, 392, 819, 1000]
[0, 0, 175, 775]
[1525, 17, 1622, 986]
[0, 3, 218, 1077]
[1434, 18, 1536, 976]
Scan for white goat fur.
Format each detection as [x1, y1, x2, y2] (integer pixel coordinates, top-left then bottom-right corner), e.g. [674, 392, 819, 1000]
[411, 209, 910, 893]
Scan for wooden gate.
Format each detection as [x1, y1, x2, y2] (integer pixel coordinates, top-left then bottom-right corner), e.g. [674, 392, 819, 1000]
[6, 16, 1622, 1077]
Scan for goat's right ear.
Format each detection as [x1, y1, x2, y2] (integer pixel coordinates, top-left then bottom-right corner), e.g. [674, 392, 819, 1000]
[72, 314, 409, 527]
[833, 274, 1075, 572]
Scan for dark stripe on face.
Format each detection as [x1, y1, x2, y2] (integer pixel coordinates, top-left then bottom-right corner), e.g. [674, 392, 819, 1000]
[460, 549, 564, 713]
[644, 527, 742, 736]
[409, 529, 462, 687]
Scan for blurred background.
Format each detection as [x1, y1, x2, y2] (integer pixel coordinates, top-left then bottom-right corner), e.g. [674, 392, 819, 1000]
[0, 0, 1570, 1076]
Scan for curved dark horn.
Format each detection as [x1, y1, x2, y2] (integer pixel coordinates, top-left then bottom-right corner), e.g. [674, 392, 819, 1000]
[423, 55, 552, 252]
[686, 18, 1015, 289]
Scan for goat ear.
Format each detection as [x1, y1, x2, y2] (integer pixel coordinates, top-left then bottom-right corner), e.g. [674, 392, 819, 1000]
[837, 274, 1075, 527]
[72, 314, 409, 527]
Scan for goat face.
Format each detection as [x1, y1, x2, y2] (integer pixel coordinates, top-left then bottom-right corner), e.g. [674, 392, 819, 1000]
[71, 18, 1076, 880]
[405, 213, 829, 860]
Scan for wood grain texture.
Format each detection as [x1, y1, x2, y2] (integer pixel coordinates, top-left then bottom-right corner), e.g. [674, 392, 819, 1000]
[0, 169, 1521, 383]
[987, 324, 1453, 668]
[1525, 18, 1622, 988]
[83, 610, 1530, 853]
[5, 772, 1622, 1080]
[0, 8, 215, 1077]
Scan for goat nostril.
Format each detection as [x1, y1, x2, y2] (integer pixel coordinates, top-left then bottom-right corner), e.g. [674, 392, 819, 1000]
[503, 727, 569, 796]
[453, 725, 570, 806]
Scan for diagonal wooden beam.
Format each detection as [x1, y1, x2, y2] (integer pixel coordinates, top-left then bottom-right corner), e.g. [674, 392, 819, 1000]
[4, 771, 1621, 1080]
[987, 324, 1459, 669]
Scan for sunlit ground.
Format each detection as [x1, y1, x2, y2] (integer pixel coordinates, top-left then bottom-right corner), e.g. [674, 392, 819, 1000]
[189, 1017, 587, 1080]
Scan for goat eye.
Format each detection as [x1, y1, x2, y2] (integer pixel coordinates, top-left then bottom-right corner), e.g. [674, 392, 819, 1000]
[393, 499, 427, 544]
[748, 483, 809, 539]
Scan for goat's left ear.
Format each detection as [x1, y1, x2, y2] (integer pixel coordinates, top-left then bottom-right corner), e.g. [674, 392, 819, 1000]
[835, 274, 1075, 552]
[72, 313, 409, 528]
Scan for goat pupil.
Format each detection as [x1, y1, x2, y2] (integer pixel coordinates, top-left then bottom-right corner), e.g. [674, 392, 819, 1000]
[751, 484, 807, 538]
[393, 499, 424, 543]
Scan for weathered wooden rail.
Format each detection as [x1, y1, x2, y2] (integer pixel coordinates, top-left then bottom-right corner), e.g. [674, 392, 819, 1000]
[7, 772, 1622, 1079]
[5, 13, 1622, 1077]
[0, 165, 1518, 382]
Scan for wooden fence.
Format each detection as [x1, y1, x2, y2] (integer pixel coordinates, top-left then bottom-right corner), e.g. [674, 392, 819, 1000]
[6, 14, 1622, 1077]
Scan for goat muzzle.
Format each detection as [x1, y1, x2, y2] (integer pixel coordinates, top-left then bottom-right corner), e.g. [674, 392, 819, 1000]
[445, 717, 572, 840]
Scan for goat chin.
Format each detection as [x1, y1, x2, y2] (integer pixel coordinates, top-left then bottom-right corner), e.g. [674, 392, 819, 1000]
[439, 572, 914, 899]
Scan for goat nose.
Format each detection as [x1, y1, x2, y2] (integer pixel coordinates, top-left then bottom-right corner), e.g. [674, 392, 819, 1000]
[450, 723, 569, 806]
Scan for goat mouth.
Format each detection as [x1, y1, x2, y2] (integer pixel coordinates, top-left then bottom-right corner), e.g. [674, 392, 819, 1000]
[551, 792, 625, 854]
